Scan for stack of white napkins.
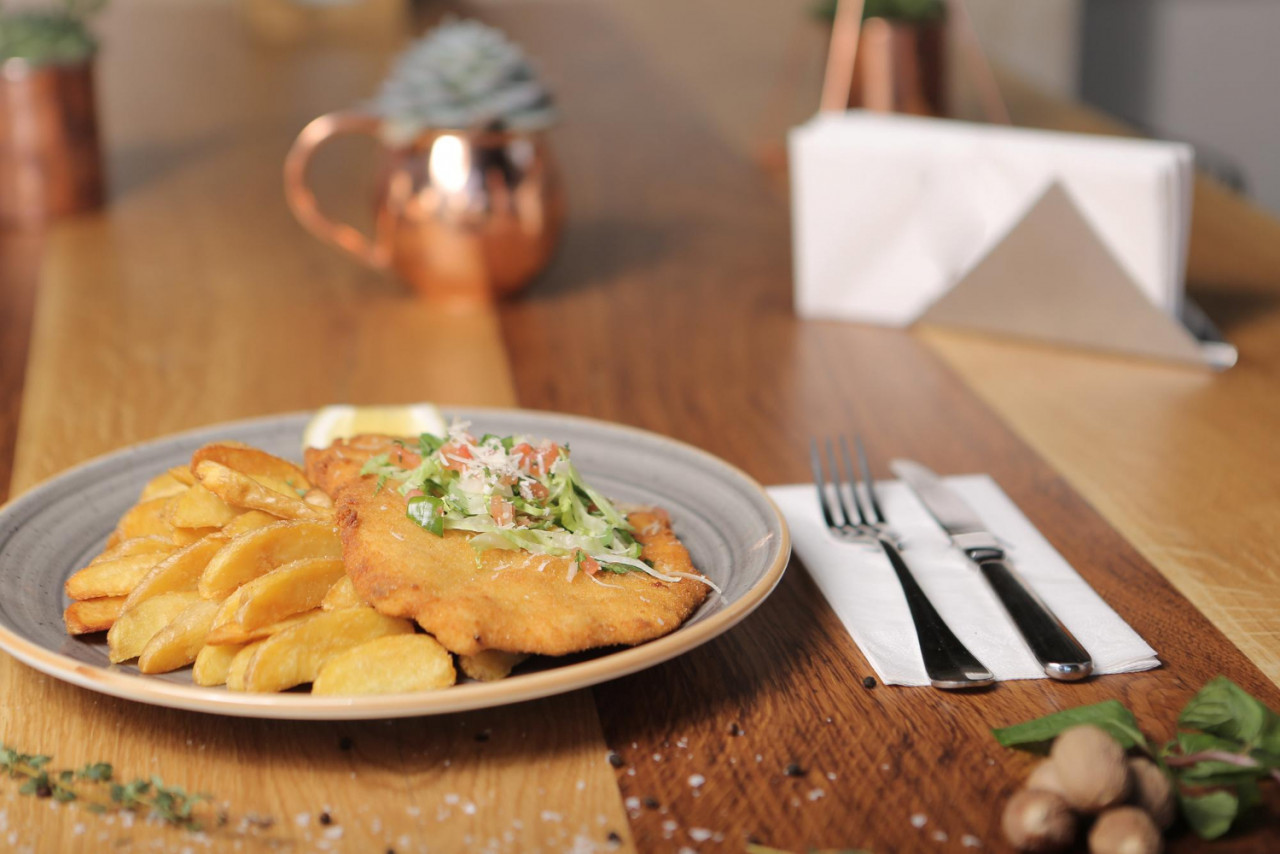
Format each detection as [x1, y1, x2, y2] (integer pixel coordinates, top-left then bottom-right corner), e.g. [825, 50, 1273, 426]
[768, 476, 1160, 686]
[789, 111, 1194, 328]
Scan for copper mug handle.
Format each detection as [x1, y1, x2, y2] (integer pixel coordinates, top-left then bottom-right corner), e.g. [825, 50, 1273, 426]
[283, 111, 391, 269]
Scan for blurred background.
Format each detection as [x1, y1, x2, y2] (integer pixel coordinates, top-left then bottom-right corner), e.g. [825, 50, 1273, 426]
[970, 0, 1274, 210]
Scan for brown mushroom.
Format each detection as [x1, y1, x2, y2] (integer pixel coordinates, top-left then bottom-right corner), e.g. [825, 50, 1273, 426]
[1049, 725, 1132, 813]
[1127, 757, 1176, 830]
[1002, 788, 1077, 853]
[1026, 758, 1070, 799]
[1089, 805, 1163, 854]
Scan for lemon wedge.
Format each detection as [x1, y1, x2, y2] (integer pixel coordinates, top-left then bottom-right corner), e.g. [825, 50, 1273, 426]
[302, 404, 449, 450]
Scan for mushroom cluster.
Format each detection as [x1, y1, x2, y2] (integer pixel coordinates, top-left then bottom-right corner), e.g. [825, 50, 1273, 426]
[1001, 725, 1173, 854]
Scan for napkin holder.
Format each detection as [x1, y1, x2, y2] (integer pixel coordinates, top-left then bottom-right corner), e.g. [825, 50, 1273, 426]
[918, 182, 1237, 369]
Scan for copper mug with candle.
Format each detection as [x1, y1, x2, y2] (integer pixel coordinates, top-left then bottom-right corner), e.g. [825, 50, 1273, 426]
[284, 112, 564, 303]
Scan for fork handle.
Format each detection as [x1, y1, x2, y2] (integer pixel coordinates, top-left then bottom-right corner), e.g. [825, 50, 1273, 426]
[877, 538, 996, 690]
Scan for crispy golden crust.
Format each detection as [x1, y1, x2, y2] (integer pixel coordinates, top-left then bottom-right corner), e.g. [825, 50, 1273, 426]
[304, 436, 421, 497]
[307, 435, 711, 657]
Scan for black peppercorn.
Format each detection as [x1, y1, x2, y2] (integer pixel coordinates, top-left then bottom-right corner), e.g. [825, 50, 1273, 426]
[784, 763, 805, 777]
[319, 811, 332, 825]
[606, 751, 625, 768]
[607, 830, 622, 844]
[729, 723, 743, 736]
[642, 797, 660, 810]
[862, 675, 877, 689]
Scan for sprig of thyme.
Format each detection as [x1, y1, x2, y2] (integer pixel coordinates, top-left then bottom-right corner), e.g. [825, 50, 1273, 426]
[0, 744, 215, 831]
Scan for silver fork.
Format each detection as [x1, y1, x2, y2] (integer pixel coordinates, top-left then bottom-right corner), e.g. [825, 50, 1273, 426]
[810, 436, 995, 690]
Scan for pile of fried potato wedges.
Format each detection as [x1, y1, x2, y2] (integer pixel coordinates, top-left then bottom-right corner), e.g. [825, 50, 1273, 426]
[63, 441, 522, 695]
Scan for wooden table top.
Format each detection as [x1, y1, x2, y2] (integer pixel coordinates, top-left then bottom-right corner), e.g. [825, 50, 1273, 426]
[1, 1, 1278, 851]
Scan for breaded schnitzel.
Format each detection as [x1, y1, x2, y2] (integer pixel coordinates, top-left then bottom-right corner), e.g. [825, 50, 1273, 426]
[305, 434, 712, 657]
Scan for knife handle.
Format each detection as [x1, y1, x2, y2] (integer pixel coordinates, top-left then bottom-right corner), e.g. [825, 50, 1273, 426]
[976, 557, 1093, 681]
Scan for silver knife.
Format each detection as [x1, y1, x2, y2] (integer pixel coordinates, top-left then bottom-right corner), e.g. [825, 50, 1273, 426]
[889, 459, 1093, 681]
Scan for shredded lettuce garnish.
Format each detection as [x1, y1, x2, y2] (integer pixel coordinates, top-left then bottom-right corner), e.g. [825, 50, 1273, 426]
[360, 422, 677, 583]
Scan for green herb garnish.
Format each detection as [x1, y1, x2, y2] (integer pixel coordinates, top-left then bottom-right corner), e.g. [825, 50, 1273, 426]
[992, 676, 1280, 839]
[1, 744, 218, 831]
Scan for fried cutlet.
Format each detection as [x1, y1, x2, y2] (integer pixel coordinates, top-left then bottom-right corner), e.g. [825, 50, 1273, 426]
[306, 436, 712, 657]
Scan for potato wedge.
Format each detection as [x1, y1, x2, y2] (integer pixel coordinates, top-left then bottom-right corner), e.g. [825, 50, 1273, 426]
[112, 496, 175, 542]
[321, 575, 365, 610]
[65, 552, 171, 600]
[225, 640, 265, 691]
[204, 610, 320, 646]
[63, 597, 126, 635]
[167, 465, 197, 486]
[193, 641, 244, 686]
[198, 519, 340, 600]
[139, 471, 188, 502]
[194, 461, 328, 521]
[123, 534, 228, 609]
[302, 489, 333, 510]
[171, 526, 220, 546]
[221, 510, 279, 537]
[458, 649, 529, 682]
[89, 536, 175, 566]
[137, 599, 222, 674]
[167, 484, 237, 530]
[107, 591, 203, 663]
[190, 443, 311, 493]
[241, 607, 413, 693]
[233, 557, 345, 632]
[313, 634, 456, 695]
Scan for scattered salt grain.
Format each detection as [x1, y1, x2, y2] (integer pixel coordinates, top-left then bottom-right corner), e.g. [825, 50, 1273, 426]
[689, 828, 713, 842]
[933, 830, 948, 842]
[911, 814, 927, 829]
[624, 797, 640, 812]
[962, 835, 982, 848]
[323, 826, 343, 840]
[807, 788, 825, 801]
[541, 810, 562, 822]
[688, 774, 705, 788]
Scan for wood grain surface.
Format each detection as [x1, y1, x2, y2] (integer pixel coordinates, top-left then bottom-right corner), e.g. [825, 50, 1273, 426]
[1, 0, 1279, 852]
[2, 2, 626, 852]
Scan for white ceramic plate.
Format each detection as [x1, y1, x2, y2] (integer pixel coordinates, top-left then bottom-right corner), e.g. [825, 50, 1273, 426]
[0, 409, 789, 719]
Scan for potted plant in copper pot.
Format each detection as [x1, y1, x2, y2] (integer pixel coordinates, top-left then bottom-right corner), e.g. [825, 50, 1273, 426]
[0, 0, 105, 223]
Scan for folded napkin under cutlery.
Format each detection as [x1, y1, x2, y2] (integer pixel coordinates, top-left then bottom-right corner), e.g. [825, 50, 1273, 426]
[768, 476, 1160, 686]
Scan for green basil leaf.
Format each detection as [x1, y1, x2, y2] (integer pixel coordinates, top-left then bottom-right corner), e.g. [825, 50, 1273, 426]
[1179, 789, 1240, 840]
[1179, 676, 1280, 752]
[992, 700, 1148, 753]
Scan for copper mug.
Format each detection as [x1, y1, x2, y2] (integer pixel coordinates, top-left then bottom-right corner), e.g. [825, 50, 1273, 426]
[284, 112, 564, 302]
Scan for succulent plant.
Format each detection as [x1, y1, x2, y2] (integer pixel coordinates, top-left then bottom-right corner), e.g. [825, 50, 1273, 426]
[373, 19, 554, 138]
[0, 0, 105, 66]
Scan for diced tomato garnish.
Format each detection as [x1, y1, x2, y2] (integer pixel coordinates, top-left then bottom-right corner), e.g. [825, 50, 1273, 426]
[406, 488, 425, 500]
[512, 441, 561, 476]
[579, 552, 600, 576]
[490, 494, 514, 526]
[440, 441, 474, 472]
[523, 480, 549, 501]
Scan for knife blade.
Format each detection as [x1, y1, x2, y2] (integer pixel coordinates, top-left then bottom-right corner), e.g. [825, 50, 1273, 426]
[889, 459, 1093, 681]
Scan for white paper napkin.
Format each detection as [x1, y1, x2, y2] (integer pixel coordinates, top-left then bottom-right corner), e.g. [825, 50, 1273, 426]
[789, 111, 1194, 326]
[768, 476, 1160, 686]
